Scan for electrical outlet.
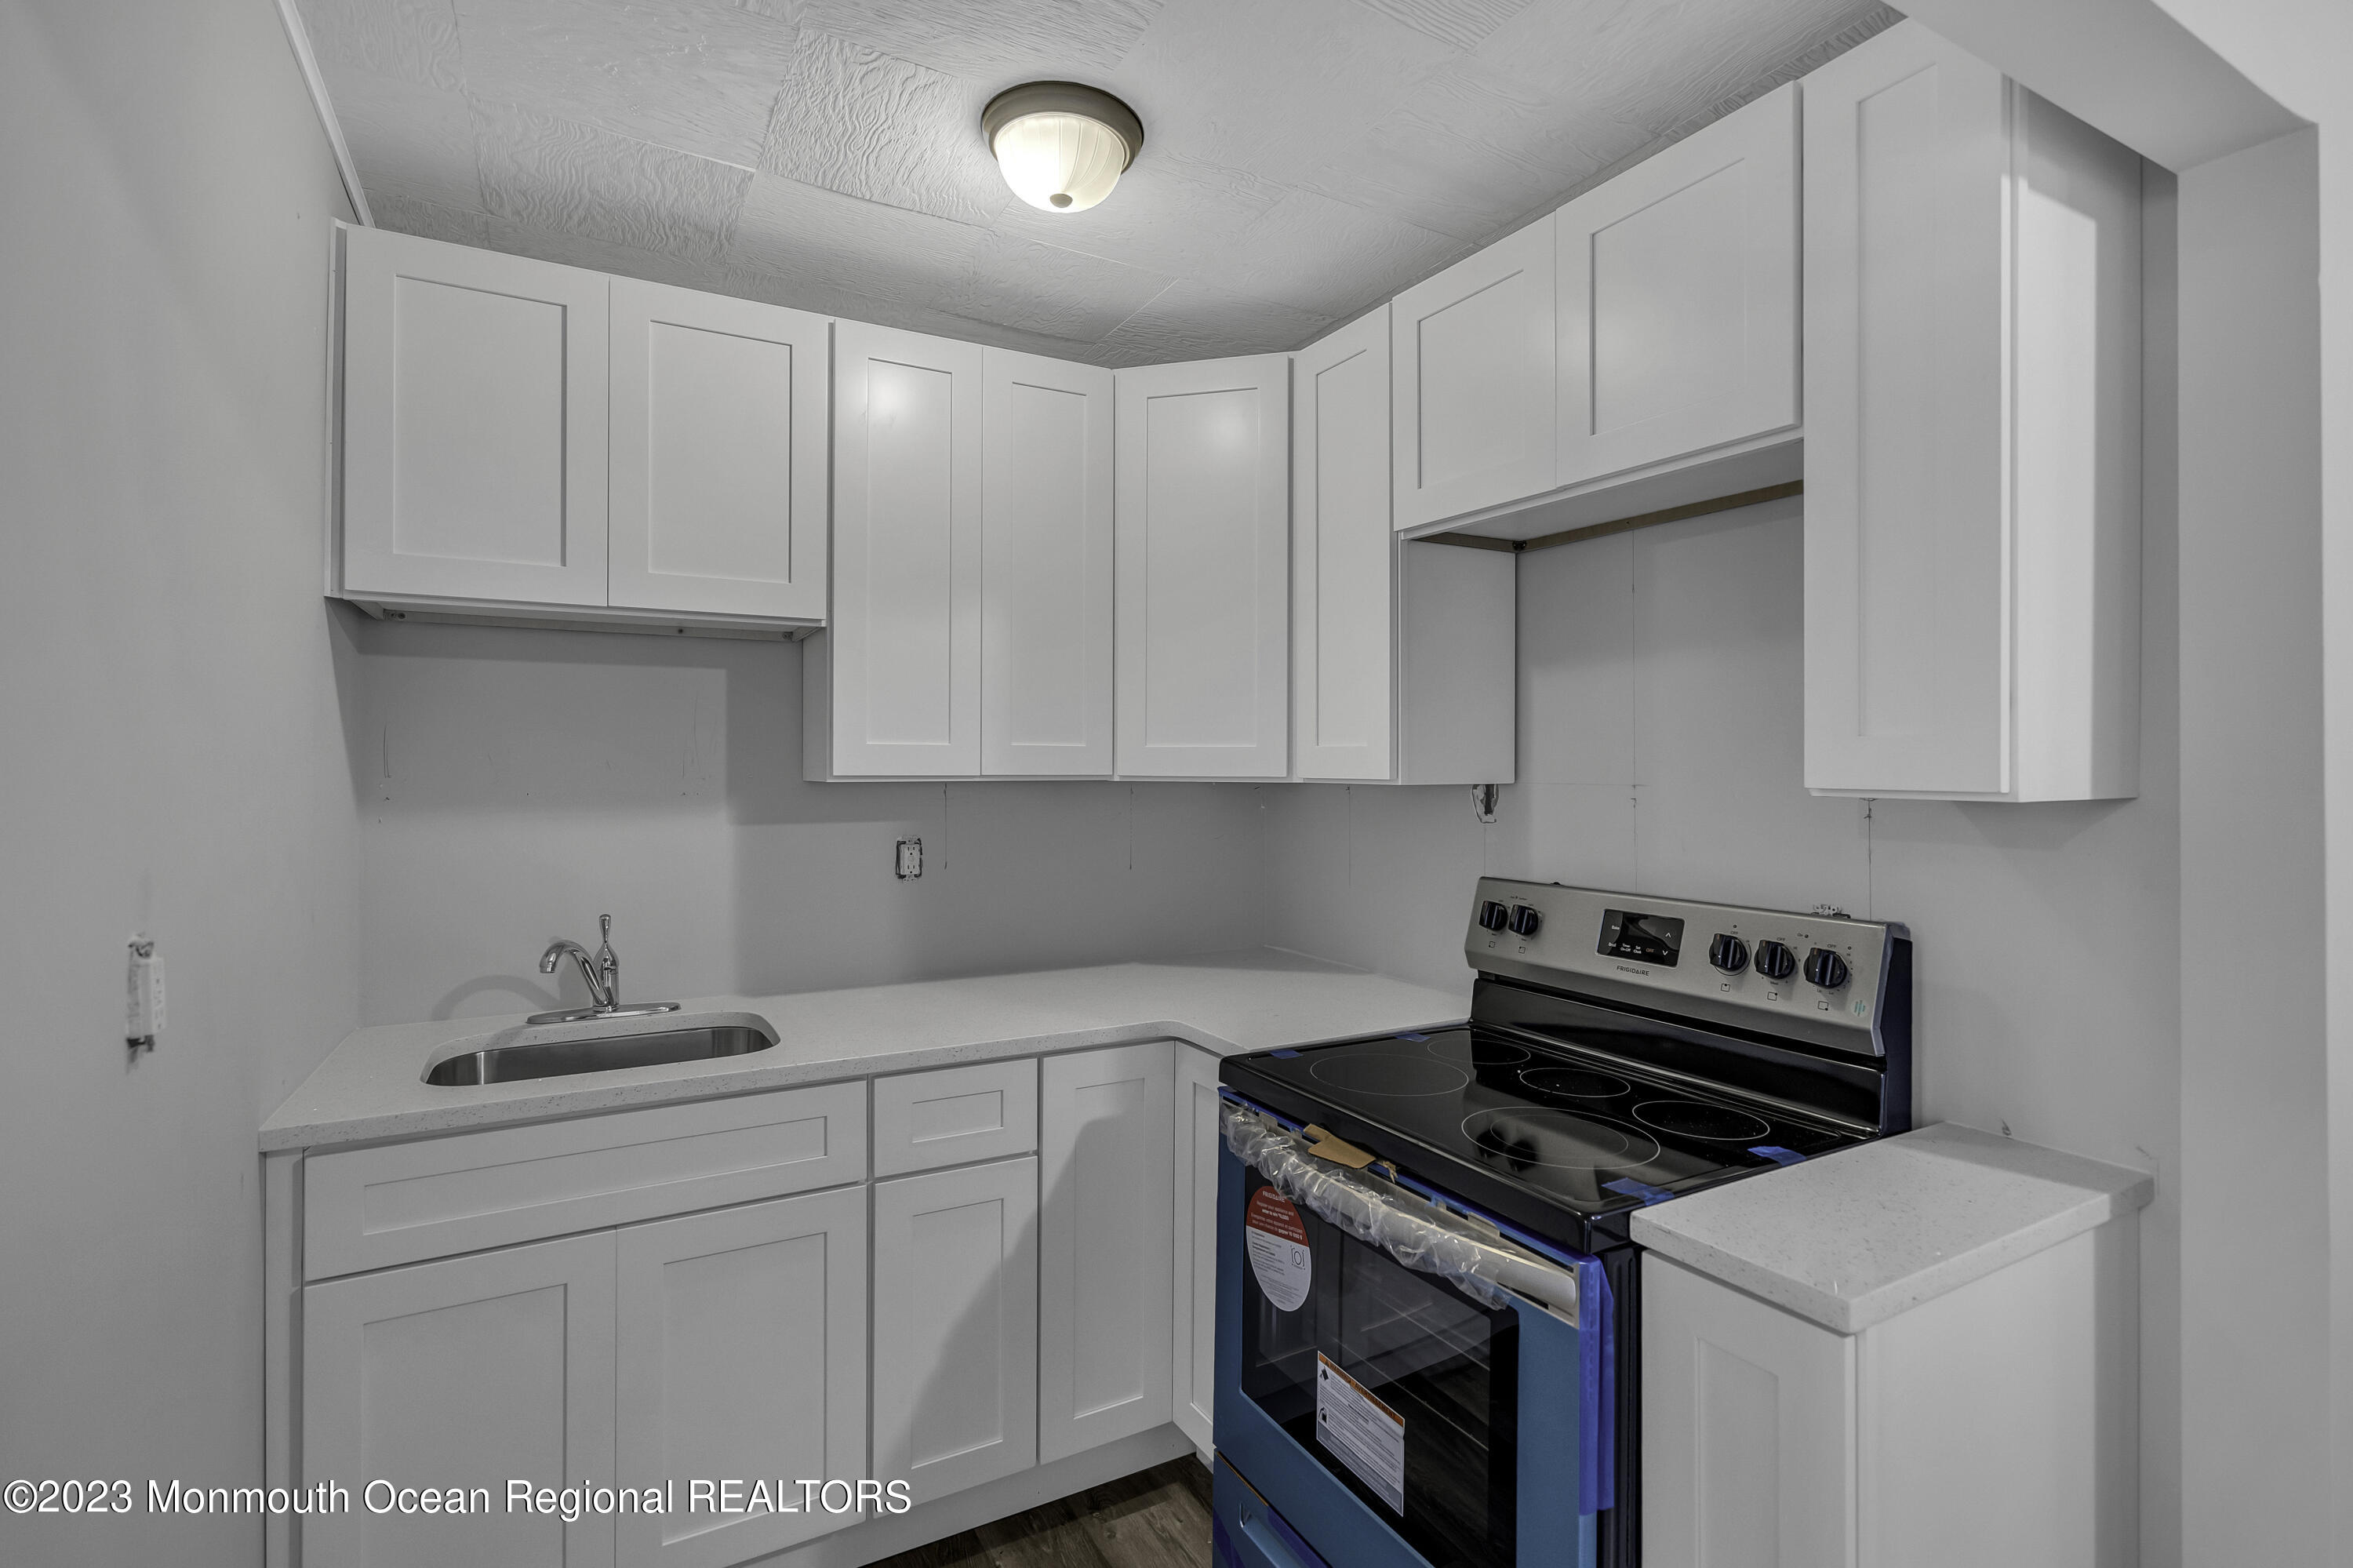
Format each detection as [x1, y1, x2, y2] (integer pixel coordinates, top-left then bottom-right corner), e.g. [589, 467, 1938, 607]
[126, 937, 165, 1053]
[895, 838, 923, 879]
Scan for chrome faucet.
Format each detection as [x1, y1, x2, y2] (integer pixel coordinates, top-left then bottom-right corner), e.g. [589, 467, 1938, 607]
[530, 914, 681, 1025]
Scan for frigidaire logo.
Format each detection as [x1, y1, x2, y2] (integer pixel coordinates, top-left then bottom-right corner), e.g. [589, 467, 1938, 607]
[1614, 964, 1649, 977]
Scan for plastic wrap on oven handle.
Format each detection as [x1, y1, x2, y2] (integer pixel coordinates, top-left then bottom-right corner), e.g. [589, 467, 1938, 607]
[1222, 1101, 1582, 1322]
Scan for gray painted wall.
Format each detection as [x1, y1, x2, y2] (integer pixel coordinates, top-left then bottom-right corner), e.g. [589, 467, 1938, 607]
[0, 2, 361, 1564]
[345, 619, 1275, 1024]
[1267, 483, 2186, 1559]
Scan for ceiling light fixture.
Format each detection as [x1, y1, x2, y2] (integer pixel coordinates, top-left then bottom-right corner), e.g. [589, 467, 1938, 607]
[982, 82, 1144, 214]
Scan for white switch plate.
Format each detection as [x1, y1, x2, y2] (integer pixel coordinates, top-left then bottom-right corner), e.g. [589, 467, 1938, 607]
[126, 937, 165, 1050]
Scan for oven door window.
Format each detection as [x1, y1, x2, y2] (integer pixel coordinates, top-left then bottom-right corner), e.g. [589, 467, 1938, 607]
[1238, 1169, 1518, 1568]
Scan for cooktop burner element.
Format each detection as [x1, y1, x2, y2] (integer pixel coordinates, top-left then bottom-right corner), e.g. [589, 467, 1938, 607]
[1634, 1101, 1773, 1142]
[1464, 1107, 1663, 1170]
[1520, 1066, 1631, 1101]
[1307, 1053, 1471, 1097]
[1424, 1034, 1531, 1066]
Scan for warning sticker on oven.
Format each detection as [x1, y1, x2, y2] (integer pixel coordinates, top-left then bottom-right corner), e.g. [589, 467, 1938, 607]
[1244, 1188, 1312, 1312]
[1316, 1352, 1406, 1515]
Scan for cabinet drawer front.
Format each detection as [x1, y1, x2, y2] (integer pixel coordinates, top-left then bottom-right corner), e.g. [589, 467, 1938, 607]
[304, 1082, 867, 1279]
[872, 1058, 1038, 1177]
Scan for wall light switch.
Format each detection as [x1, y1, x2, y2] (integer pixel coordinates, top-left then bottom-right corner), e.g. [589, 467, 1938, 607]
[126, 937, 165, 1053]
[895, 839, 922, 879]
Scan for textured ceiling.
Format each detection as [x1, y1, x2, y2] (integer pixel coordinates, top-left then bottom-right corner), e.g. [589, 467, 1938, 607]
[300, 0, 1898, 366]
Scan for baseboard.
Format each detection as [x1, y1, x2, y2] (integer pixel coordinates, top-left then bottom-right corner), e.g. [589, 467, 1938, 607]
[749, 1425, 1198, 1568]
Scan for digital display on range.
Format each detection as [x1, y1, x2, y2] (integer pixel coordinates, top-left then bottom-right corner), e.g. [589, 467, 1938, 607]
[1598, 908, 1686, 966]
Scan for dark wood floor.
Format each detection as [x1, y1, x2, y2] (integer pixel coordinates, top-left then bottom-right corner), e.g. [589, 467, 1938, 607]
[870, 1458, 1215, 1568]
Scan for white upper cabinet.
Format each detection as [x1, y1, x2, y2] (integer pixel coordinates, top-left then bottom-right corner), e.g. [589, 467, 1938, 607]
[607, 280, 828, 623]
[1115, 355, 1291, 779]
[1293, 309, 1515, 784]
[813, 322, 984, 779]
[1391, 217, 1556, 529]
[1556, 82, 1799, 488]
[340, 225, 609, 608]
[1802, 22, 2142, 800]
[981, 350, 1115, 777]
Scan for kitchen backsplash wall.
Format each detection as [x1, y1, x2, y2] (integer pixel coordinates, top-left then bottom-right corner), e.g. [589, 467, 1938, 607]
[343, 618, 1275, 1024]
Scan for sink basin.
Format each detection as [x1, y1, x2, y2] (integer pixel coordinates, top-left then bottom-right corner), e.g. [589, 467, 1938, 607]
[424, 1021, 777, 1086]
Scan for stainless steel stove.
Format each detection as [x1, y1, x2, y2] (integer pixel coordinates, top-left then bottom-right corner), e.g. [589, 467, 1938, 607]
[1212, 879, 1912, 1568]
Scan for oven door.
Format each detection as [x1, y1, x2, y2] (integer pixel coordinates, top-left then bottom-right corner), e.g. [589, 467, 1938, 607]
[1214, 1119, 1605, 1568]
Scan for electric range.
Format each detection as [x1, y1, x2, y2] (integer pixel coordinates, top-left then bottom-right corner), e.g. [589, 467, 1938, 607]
[1211, 879, 1912, 1568]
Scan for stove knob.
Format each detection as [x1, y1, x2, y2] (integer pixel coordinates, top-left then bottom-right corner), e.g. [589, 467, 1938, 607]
[1804, 948, 1851, 990]
[1754, 940, 1797, 981]
[1509, 904, 1543, 937]
[1707, 933, 1749, 973]
[1478, 900, 1511, 932]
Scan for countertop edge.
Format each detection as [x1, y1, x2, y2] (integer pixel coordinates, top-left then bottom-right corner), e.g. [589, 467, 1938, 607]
[259, 1007, 1468, 1153]
[1633, 1166, 2156, 1333]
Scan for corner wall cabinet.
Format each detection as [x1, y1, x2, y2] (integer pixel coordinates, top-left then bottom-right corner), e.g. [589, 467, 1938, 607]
[1293, 307, 1516, 784]
[806, 323, 985, 780]
[336, 225, 827, 635]
[1802, 20, 2143, 801]
[1115, 357, 1293, 779]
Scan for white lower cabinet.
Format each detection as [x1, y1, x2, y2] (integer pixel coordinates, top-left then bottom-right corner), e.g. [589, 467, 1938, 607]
[1038, 1042, 1176, 1462]
[872, 1156, 1041, 1504]
[301, 1231, 620, 1568]
[1169, 1046, 1223, 1456]
[1644, 1256, 1858, 1568]
[614, 1188, 869, 1568]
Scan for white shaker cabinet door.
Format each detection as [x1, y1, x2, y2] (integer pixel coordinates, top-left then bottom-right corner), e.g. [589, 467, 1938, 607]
[614, 1188, 868, 1568]
[1802, 21, 2142, 800]
[1292, 308, 1395, 781]
[1644, 1255, 1858, 1568]
[1556, 82, 1798, 487]
[981, 349, 1115, 777]
[607, 279, 827, 622]
[1115, 356, 1291, 779]
[818, 322, 984, 777]
[340, 226, 609, 606]
[872, 1157, 1041, 1504]
[1391, 216, 1556, 529]
[301, 1231, 618, 1568]
[1038, 1042, 1176, 1463]
[1169, 1046, 1224, 1457]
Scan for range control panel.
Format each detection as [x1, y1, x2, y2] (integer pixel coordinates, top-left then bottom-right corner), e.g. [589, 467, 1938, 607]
[1465, 878, 1908, 1059]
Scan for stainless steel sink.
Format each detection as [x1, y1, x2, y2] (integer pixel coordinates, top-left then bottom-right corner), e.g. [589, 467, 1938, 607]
[424, 1022, 777, 1086]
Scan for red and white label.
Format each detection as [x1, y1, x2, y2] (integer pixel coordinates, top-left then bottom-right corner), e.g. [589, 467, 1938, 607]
[1244, 1188, 1312, 1312]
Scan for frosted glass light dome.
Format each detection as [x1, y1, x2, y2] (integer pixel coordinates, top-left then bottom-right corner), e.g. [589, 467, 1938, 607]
[982, 82, 1144, 215]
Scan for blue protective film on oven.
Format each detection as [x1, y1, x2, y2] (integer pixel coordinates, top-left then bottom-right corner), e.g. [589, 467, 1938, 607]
[1511, 1290, 1602, 1563]
[1395, 1032, 1430, 1042]
[1603, 1177, 1674, 1205]
[1749, 1145, 1806, 1165]
[1269, 1049, 1300, 1058]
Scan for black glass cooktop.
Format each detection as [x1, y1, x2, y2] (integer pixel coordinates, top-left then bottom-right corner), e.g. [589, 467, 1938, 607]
[1224, 1024, 1863, 1238]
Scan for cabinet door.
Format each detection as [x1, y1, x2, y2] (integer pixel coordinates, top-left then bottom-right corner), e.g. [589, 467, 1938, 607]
[873, 1157, 1040, 1503]
[607, 279, 828, 621]
[342, 227, 609, 606]
[1169, 1046, 1224, 1456]
[1293, 309, 1395, 782]
[827, 322, 984, 777]
[1644, 1256, 1857, 1568]
[1801, 24, 2011, 795]
[1391, 217, 1555, 529]
[1038, 1042, 1176, 1462]
[1115, 357, 1291, 779]
[1556, 82, 1798, 486]
[302, 1231, 617, 1568]
[981, 349, 1115, 776]
[614, 1188, 867, 1568]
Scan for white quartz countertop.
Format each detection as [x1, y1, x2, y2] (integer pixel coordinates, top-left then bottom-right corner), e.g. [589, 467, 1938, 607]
[1630, 1122, 2155, 1333]
[261, 950, 1467, 1151]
